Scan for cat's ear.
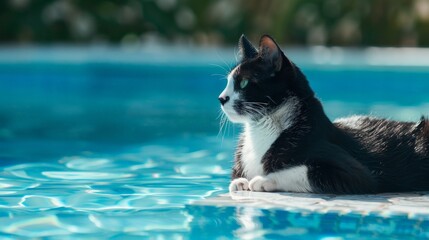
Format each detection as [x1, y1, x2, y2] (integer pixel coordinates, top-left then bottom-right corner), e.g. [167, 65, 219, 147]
[259, 35, 283, 72]
[238, 34, 258, 61]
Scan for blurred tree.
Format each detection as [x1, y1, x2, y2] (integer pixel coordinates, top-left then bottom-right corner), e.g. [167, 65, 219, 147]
[0, 0, 428, 47]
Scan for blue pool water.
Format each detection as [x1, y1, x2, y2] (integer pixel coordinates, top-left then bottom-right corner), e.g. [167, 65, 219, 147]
[0, 136, 233, 238]
[1, 47, 429, 238]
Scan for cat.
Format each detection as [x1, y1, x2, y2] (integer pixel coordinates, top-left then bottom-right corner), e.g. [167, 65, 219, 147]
[219, 34, 429, 194]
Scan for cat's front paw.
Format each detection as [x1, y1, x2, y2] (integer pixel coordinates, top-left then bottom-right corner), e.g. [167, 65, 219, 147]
[229, 178, 250, 192]
[249, 176, 277, 192]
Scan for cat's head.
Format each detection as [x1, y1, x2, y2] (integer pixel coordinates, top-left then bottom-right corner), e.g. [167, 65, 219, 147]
[218, 34, 312, 124]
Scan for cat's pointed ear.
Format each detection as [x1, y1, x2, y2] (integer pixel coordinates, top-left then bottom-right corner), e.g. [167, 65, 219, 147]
[259, 35, 283, 72]
[238, 34, 258, 61]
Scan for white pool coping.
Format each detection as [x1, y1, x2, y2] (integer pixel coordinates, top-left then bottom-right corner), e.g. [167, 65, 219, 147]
[196, 191, 429, 220]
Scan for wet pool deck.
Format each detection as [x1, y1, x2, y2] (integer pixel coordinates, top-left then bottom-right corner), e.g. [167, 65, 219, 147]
[197, 191, 429, 220]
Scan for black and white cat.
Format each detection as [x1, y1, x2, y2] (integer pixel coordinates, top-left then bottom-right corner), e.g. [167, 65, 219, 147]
[219, 34, 429, 194]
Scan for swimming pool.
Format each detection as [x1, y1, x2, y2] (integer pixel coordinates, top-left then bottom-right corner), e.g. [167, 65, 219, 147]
[0, 47, 429, 239]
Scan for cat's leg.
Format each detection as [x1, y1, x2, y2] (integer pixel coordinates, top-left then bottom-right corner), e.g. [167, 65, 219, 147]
[229, 178, 250, 192]
[305, 156, 377, 194]
[248, 176, 277, 192]
[249, 156, 377, 194]
[247, 142, 377, 194]
[249, 165, 312, 192]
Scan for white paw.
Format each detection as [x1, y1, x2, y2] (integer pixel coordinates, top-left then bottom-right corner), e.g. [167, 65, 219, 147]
[229, 178, 250, 192]
[249, 176, 277, 192]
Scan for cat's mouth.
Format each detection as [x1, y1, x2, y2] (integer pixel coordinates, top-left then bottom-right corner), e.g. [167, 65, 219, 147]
[221, 106, 243, 123]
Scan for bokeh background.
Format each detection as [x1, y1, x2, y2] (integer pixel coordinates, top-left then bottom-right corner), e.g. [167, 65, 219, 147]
[1, 0, 429, 147]
[2, 0, 429, 47]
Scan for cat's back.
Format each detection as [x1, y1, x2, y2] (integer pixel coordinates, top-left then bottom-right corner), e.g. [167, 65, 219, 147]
[333, 115, 429, 191]
[333, 115, 428, 150]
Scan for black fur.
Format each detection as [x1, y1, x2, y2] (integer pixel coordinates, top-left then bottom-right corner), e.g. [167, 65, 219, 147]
[229, 35, 429, 194]
[239, 34, 258, 60]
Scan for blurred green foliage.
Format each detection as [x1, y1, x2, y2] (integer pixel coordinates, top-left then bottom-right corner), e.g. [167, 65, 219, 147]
[1, 0, 429, 46]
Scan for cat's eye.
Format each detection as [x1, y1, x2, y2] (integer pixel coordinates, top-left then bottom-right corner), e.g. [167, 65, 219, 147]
[240, 79, 249, 89]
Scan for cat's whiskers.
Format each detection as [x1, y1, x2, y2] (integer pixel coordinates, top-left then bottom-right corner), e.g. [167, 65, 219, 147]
[266, 96, 277, 105]
[242, 102, 268, 120]
[243, 105, 259, 116]
[216, 109, 225, 120]
[210, 64, 230, 76]
[214, 51, 234, 73]
[234, 46, 240, 63]
[218, 111, 229, 146]
[224, 115, 232, 142]
[219, 109, 238, 145]
[244, 101, 268, 106]
[213, 50, 235, 145]
[245, 108, 266, 120]
[211, 73, 227, 80]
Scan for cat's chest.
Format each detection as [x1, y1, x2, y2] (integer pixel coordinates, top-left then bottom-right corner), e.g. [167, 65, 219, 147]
[241, 126, 280, 179]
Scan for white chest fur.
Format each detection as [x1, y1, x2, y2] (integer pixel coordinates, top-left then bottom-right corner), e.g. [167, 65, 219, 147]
[240, 98, 299, 179]
[241, 124, 280, 179]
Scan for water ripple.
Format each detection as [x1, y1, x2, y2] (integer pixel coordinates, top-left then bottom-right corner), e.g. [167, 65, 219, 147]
[41, 171, 135, 180]
[0, 136, 234, 238]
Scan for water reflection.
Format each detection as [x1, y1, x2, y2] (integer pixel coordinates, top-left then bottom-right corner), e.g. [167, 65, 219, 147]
[186, 205, 429, 239]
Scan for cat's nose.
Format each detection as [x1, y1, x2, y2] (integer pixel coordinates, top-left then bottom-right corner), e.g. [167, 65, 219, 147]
[218, 96, 230, 105]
